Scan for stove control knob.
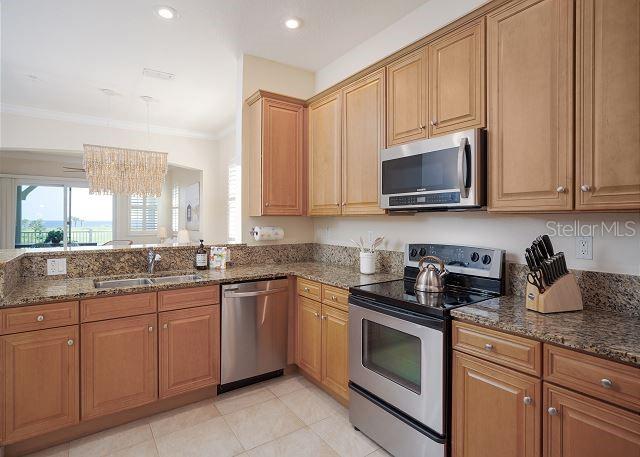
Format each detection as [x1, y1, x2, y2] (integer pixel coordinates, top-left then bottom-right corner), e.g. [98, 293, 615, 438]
[410, 248, 418, 258]
[482, 255, 492, 265]
[419, 248, 426, 257]
[470, 252, 480, 262]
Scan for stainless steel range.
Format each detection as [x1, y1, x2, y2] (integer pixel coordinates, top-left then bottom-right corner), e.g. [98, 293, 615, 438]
[348, 243, 505, 457]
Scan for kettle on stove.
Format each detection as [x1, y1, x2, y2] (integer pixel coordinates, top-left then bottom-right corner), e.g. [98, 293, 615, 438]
[414, 256, 448, 293]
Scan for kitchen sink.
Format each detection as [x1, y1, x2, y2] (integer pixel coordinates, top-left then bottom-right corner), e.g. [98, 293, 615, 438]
[93, 278, 153, 289]
[150, 274, 203, 284]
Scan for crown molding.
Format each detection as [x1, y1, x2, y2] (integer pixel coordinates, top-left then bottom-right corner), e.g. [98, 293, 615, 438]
[1, 103, 223, 141]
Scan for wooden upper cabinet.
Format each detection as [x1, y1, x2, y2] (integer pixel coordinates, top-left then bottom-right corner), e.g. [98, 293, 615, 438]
[428, 19, 486, 137]
[452, 351, 541, 457]
[544, 383, 640, 457]
[342, 69, 386, 215]
[487, 0, 574, 212]
[297, 296, 322, 381]
[386, 47, 428, 145]
[81, 314, 157, 420]
[575, 0, 640, 210]
[2, 326, 79, 443]
[159, 305, 220, 398]
[321, 304, 349, 402]
[247, 91, 306, 216]
[308, 92, 342, 215]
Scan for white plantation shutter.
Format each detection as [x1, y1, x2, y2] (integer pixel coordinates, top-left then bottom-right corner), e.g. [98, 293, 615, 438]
[171, 185, 179, 233]
[228, 165, 241, 242]
[129, 196, 158, 232]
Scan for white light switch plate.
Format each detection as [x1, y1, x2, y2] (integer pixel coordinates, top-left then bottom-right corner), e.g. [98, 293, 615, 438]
[47, 258, 67, 275]
[575, 236, 593, 260]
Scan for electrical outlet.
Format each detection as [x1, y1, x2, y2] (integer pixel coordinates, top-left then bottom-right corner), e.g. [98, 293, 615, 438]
[47, 258, 67, 275]
[575, 236, 593, 260]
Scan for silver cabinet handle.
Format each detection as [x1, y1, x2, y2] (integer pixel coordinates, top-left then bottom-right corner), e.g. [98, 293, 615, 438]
[36, 315, 45, 322]
[581, 184, 591, 192]
[314, 312, 320, 318]
[548, 407, 558, 416]
[321, 315, 328, 320]
[265, 202, 270, 207]
[331, 295, 337, 301]
[523, 396, 532, 406]
[148, 326, 153, 332]
[430, 119, 438, 126]
[484, 343, 493, 350]
[163, 323, 168, 329]
[601, 378, 613, 389]
[556, 186, 566, 193]
[341, 202, 346, 206]
[67, 339, 74, 346]
[304, 287, 310, 292]
[419, 124, 426, 130]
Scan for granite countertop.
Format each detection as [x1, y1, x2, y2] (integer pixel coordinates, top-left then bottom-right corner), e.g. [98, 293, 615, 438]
[451, 295, 640, 368]
[2, 261, 402, 308]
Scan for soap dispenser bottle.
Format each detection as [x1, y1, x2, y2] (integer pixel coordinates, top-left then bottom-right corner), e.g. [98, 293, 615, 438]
[195, 240, 208, 270]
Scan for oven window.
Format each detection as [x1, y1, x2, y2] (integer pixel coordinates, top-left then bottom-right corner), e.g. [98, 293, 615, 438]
[381, 147, 459, 194]
[362, 320, 421, 394]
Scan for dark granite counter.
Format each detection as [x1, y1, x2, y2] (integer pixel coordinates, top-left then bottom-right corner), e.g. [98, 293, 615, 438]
[2, 261, 401, 308]
[451, 295, 640, 368]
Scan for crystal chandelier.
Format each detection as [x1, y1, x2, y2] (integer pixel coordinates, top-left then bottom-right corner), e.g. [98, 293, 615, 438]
[83, 144, 168, 197]
[83, 93, 168, 197]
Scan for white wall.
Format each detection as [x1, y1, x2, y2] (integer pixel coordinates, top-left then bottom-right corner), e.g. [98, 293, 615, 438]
[1, 112, 226, 243]
[315, 0, 487, 92]
[237, 55, 316, 244]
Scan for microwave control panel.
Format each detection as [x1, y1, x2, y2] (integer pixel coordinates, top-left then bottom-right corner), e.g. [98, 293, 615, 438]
[389, 192, 460, 206]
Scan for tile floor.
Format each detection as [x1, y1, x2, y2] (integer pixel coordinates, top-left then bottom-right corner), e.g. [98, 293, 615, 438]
[25, 375, 393, 457]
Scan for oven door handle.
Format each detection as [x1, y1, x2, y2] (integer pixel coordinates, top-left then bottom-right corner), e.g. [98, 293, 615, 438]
[349, 295, 445, 331]
[457, 137, 471, 198]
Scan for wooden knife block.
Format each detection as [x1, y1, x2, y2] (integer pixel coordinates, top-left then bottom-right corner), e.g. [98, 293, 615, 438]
[525, 273, 583, 313]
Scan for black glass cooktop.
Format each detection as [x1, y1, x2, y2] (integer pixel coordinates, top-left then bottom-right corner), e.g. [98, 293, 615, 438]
[350, 278, 497, 318]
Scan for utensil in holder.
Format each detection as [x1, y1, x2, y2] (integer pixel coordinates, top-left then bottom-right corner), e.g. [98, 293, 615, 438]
[525, 273, 583, 313]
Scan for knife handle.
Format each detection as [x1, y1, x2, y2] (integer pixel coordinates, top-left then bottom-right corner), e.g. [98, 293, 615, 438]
[542, 235, 555, 256]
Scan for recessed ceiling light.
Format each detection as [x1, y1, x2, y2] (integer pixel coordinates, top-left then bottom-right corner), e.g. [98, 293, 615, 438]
[155, 6, 177, 20]
[284, 17, 302, 29]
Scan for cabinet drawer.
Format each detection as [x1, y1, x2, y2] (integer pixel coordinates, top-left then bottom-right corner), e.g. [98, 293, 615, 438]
[81, 292, 157, 322]
[158, 285, 220, 311]
[0, 301, 79, 335]
[321, 284, 349, 312]
[452, 321, 541, 376]
[544, 344, 640, 412]
[297, 278, 321, 301]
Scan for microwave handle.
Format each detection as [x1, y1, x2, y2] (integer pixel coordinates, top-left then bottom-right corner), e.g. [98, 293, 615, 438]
[457, 138, 471, 198]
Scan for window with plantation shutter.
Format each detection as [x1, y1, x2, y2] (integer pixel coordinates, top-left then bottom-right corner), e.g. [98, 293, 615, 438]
[171, 185, 179, 233]
[129, 196, 159, 233]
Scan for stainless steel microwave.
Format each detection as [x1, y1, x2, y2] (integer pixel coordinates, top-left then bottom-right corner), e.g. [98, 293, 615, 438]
[379, 128, 485, 211]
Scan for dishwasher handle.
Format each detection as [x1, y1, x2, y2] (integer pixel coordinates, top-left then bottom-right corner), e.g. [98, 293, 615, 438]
[223, 287, 288, 298]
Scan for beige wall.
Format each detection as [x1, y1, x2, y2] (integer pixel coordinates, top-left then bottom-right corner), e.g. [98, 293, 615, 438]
[238, 54, 316, 244]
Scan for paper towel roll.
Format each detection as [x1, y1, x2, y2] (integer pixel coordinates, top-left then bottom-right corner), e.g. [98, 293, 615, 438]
[251, 226, 284, 241]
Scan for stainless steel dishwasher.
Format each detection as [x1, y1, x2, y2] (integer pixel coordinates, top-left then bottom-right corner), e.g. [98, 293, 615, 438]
[220, 278, 289, 388]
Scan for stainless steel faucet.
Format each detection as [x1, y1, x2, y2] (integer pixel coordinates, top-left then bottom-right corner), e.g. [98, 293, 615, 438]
[146, 248, 161, 274]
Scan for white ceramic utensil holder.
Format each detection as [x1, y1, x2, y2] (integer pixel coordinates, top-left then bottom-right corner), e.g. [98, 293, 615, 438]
[360, 251, 376, 274]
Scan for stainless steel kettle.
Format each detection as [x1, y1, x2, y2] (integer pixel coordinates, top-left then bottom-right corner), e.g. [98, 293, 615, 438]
[414, 256, 448, 293]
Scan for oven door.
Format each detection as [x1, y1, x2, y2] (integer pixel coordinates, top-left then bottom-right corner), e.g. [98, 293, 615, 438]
[349, 296, 444, 434]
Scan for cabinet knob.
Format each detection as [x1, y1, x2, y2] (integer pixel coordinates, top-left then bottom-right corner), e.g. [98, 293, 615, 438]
[601, 378, 613, 389]
[548, 407, 558, 416]
[556, 186, 566, 193]
[419, 124, 426, 130]
[331, 295, 337, 301]
[148, 326, 154, 332]
[36, 315, 45, 322]
[163, 323, 168, 329]
[321, 315, 328, 320]
[314, 312, 320, 318]
[580, 184, 591, 192]
[430, 119, 438, 127]
[304, 287, 310, 292]
[265, 202, 270, 207]
[523, 396, 532, 406]
[67, 339, 74, 346]
[341, 202, 346, 206]
[484, 343, 493, 350]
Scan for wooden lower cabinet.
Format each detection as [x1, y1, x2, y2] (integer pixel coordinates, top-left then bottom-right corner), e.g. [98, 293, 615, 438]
[544, 383, 640, 457]
[81, 314, 157, 420]
[159, 305, 220, 398]
[298, 296, 322, 381]
[452, 351, 541, 457]
[321, 305, 349, 401]
[1, 326, 79, 443]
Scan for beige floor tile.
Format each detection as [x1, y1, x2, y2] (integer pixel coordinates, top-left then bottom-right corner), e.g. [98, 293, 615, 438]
[280, 387, 341, 425]
[215, 387, 276, 415]
[264, 375, 312, 397]
[311, 414, 378, 457]
[224, 398, 305, 450]
[108, 440, 159, 457]
[69, 419, 153, 457]
[246, 427, 339, 457]
[149, 399, 220, 438]
[367, 449, 393, 457]
[155, 416, 243, 457]
[25, 443, 70, 457]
